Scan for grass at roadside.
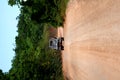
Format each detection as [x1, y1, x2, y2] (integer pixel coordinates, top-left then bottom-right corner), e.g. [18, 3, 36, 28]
[60, 0, 69, 17]
[39, 25, 64, 80]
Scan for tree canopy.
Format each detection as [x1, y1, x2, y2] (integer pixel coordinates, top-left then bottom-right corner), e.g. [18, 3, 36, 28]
[8, 0, 68, 27]
[0, 0, 69, 80]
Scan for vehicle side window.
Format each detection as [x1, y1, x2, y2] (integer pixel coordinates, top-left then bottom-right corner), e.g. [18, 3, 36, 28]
[50, 41, 53, 46]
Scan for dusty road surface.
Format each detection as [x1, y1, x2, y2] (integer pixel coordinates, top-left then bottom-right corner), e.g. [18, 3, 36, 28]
[62, 0, 120, 80]
[57, 27, 64, 38]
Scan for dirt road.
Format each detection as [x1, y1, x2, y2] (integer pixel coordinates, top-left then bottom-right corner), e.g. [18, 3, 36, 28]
[62, 0, 120, 80]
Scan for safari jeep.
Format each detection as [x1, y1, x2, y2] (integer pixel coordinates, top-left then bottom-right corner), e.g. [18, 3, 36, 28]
[49, 37, 64, 50]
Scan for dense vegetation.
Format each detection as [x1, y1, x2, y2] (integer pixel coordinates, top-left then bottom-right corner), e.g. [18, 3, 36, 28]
[0, 69, 9, 80]
[0, 0, 69, 80]
[9, 0, 68, 27]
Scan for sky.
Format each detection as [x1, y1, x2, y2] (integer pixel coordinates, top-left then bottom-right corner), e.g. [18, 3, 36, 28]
[0, 0, 19, 72]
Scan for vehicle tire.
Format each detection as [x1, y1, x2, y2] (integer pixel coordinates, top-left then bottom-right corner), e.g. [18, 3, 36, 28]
[61, 37, 64, 41]
[61, 46, 64, 50]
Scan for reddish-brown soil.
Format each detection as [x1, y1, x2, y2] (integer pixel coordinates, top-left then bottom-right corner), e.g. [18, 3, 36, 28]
[62, 0, 120, 80]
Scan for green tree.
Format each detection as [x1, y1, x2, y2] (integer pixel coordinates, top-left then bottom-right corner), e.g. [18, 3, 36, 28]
[8, 0, 69, 80]
[0, 69, 4, 80]
[8, 0, 68, 27]
[0, 69, 9, 80]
